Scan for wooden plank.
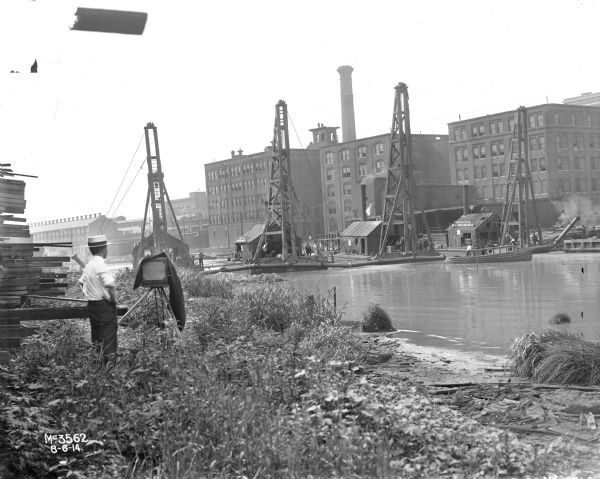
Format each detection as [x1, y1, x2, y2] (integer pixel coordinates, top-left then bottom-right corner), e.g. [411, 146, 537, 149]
[0, 326, 37, 338]
[0, 306, 128, 320]
[0, 318, 22, 326]
[28, 256, 71, 263]
[0, 338, 22, 349]
[0, 350, 9, 364]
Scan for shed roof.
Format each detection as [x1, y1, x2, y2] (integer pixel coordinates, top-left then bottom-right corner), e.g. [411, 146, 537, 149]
[340, 221, 382, 238]
[235, 223, 264, 244]
[29, 215, 111, 234]
[448, 212, 499, 231]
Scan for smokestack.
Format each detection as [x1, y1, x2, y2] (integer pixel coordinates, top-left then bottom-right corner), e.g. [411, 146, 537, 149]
[337, 65, 356, 142]
[462, 184, 469, 215]
[361, 184, 367, 220]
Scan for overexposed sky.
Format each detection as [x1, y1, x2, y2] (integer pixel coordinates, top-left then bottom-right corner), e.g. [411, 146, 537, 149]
[0, 0, 599, 222]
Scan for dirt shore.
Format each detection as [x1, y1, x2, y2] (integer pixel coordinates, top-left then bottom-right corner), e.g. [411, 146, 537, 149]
[360, 333, 600, 477]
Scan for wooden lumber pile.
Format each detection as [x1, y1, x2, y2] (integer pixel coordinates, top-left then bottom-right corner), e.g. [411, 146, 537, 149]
[0, 174, 71, 359]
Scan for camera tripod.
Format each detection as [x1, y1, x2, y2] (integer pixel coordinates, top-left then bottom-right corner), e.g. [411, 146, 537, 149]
[118, 286, 179, 334]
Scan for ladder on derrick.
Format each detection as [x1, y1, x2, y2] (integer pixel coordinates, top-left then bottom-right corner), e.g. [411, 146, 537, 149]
[138, 123, 191, 265]
[378, 83, 433, 256]
[253, 101, 298, 263]
[499, 107, 542, 247]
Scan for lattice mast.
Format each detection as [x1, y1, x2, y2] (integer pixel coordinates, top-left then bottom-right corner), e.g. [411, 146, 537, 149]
[378, 83, 433, 255]
[253, 101, 298, 263]
[140, 122, 188, 257]
[499, 107, 542, 247]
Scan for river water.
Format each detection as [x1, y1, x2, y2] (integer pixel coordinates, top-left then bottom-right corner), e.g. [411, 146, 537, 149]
[279, 253, 600, 356]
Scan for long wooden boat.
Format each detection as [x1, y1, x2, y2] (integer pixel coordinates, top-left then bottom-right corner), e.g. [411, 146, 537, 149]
[444, 245, 533, 264]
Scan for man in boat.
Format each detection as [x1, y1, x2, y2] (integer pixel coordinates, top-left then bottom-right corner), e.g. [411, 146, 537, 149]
[78, 235, 118, 366]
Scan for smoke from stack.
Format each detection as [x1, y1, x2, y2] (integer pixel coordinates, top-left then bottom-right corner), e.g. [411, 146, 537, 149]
[337, 65, 357, 142]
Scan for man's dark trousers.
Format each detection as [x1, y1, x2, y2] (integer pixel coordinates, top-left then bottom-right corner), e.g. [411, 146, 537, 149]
[88, 299, 117, 362]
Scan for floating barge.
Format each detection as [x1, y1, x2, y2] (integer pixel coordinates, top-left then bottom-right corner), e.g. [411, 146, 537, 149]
[444, 245, 533, 264]
[562, 238, 600, 253]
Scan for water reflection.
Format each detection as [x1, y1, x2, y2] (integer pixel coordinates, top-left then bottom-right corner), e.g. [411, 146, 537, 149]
[279, 253, 600, 355]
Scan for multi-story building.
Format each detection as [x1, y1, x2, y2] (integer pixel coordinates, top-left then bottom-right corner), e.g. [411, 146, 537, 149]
[30, 214, 118, 258]
[564, 92, 600, 107]
[448, 103, 600, 225]
[166, 191, 209, 250]
[205, 148, 324, 248]
[314, 125, 450, 234]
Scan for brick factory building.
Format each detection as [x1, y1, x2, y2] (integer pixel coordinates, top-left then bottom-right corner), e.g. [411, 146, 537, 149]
[30, 214, 118, 258]
[448, 103, 600, 226]
[314, 127, 451, 234]
[205, 148, 323, 248]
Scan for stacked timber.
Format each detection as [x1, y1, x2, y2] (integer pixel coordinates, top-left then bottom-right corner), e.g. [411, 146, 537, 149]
[0, 174, 70, 360]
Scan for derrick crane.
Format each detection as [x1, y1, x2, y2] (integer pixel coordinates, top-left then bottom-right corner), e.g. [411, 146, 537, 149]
[253, 100, 299, 263]
[499, 107, 542, 247]
[134, 122, 193, 267]
[378, 83, 433, 255]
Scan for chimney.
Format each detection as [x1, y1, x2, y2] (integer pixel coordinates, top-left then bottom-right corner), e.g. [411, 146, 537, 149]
[238, 149, 243, 156]
[231, 150, 235, 158]
[337, 65, 357, 142]
[361, 184, 367, 221]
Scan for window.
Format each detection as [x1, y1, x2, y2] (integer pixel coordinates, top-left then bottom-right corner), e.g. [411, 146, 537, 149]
[540, 158, 546, 172]
[328, 203, 337, 215]
[480, 145, 486, 158]
[454, 129, 461, 142]
[474, 167, 480, 179]
[461, 128, 467, 140]
[529, 115, 536, 129]
[539, 136, 545, 151]
[481, 165, 487, 178]
[558, 157, 567, 170]
[593, 177, 599, 192]
[325, 152, 334, 164]
[479, 124, 485, 136]
[375, 159, 385, 172]
[473, 146, 480, 160]
[374, 142, 385, 155]
[342, 166, 351, 178]
[530, 136, 538, 151]
[326, 168, 334, 181]
[463, 147, 468, 160]
[327, 186, 336, 198]
[509, 118, 516, 132]
[341, 149, 350, 161]
[491, 143, 498, 157]
[492, 164, 499, 178]
[343, 200, 353, 213]
[463, 168, 469, 180]
[591, 134, 600, 149]
[358, 163, 367, 177]
[499, 163, 505, 177]
[554, 112, 560, 125]
[574, 134, 584, 150]
[472, 125, 478, 137]
[456, 169, 463, 181]
[343, 183, 352, 196]
[357, 146, 367, 158]
[557, 134, 568, 149]
[455, 149, 462, 161]
[498, 121, 504, 133]
[530, 158, 538, 172]
[575, 178, 582, 192]
[499, 142, 505, 156]
[490, 122, 497, 135]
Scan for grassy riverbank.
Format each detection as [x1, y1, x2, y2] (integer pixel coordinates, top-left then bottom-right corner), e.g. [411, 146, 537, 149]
[0, 270, 592, 478]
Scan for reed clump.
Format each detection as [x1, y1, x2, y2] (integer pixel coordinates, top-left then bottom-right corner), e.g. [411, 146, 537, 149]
[362, 303, 395, 332]
[509, 330, 600, 385]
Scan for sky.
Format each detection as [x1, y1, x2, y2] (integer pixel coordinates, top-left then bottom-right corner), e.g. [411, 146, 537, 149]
[0, 0, 599, 223]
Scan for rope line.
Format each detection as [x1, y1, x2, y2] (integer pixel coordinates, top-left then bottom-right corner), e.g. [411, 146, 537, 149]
[100, 133, 145, 233]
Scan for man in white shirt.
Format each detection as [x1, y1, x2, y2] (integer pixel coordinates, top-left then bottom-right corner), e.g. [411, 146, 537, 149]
[78, 235, 117, 364]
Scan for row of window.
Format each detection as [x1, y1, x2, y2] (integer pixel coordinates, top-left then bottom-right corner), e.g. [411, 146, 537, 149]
[209, 194, 268, 210]
[474, 178, 549, 201]
[206, 161, 269, 181]
[557, 177, 600, 193]
[323, 142, 385, 164]
[325, 160, 386, 182]
[453, 111, 600, 143]
[326, 199, 356, 216]
[326, 184, 353, 198]
[208, 178, 268, 195]
[455, 136, 548, 161]
[555, 133, 600, 150]
[556, 156, 600, 170]
[457, 158, 548, 181]
[210, 210, 265, 224]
